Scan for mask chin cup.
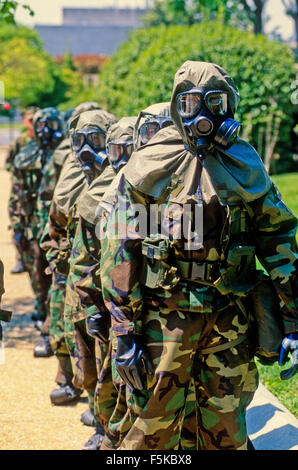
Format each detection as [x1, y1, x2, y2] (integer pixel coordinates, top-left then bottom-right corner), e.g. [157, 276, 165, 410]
[214, 118, 241, 148]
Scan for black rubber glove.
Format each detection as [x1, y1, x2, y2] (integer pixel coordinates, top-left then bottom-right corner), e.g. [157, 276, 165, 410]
[279, 332, 298, 380]
[86, 311, 110, 343]
[115, 334, 153, 390]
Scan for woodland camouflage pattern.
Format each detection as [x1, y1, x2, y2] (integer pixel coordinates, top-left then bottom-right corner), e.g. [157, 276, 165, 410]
[99, 61, 298, 450]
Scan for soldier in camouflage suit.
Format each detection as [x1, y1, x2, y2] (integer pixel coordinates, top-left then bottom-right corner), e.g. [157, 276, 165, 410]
[7, 107, 39, 274]
[67, 116, 138, 449]
[43, 109, 117, 437]
[91, 103, 175, 450]
[67, 104, 174, 450]
[40, 102, 104, 405]
[100, 61, 298, 450]
[13, 107, 64, 357]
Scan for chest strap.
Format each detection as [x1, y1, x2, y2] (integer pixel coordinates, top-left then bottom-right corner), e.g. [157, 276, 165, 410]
[176, 259, 220, 283]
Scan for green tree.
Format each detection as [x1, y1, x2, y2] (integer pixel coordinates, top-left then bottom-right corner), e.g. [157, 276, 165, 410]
[142, 0, 267, 33]
[0, 20, 43, 49]
[96, 22, 296, 173]
[282, 0, 298, 58]
[0, 23, 84, 109]
[237, 0, 267, 34]
[0, 0, 34, 24]
[0, 36, 55, 107]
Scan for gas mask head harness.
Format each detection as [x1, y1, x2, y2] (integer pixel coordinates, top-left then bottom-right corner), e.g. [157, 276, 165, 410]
[176, 86, 241, 153]
[135, 112, 173, 149]
[34, 108, 64, 149]
[71, 126, 107, 179]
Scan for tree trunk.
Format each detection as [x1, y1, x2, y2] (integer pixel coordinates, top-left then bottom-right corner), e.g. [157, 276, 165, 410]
[254, 0, 264, 34]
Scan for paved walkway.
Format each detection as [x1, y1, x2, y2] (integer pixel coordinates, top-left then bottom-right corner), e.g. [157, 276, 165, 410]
[0, 143, 297, 451]
[247, 384, 298, 450]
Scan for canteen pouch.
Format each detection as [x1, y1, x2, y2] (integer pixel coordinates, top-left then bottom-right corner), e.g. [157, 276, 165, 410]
[247, 277, 284, 365]
[215, 244, 259, 296]
[140, 237, 179, 290]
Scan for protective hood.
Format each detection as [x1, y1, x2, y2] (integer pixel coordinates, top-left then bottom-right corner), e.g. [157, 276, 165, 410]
[122, 125, 272, 205]
[53, 137, 71, 167]
[53, 153, 88, 217]
[170, 61, 240, 152]
[69, 109, 117, 134]
[77, 164, 117, 225]
[133, 102, 172, 149]
[106, 116, 137, 147]
[77, 117, 137, 224]
[33, 107, 64, 149]
[33, 107, 62, 129]
[71, 101, 101, 119]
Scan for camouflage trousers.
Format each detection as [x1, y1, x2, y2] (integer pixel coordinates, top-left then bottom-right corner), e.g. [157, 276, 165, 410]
[118, 300, 259, 450]
[49, 274, 73, 385]
[22, 238, 51, 324]
[65, 317, 116, 426]
[100, 332, 132, 450]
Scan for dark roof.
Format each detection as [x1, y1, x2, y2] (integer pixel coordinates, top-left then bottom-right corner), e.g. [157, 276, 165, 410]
[34, 25, 135, 56]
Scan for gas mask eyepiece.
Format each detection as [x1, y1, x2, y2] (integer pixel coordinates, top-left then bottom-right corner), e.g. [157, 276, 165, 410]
[108, 140, 134, 171]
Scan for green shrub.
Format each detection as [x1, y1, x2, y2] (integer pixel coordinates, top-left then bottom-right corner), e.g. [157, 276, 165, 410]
[96, 21, 297, 174]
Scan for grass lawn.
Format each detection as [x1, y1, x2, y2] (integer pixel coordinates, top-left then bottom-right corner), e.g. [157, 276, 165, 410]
[256, 172, 297, 418]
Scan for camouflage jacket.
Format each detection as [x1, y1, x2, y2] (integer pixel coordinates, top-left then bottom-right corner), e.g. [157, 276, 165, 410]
[40, 153, 88, 275]
[12, 139, 44, 238]
[65, 164, 116, 322]
[5, 132, 30, 172]
[100, 129, 298, 338]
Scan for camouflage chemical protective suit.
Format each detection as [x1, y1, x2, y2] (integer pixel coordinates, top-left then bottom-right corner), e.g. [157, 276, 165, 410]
[100, 61, 298, 450]
[68, 116, 138, 448]
[48, 109, 117, 414]
[40, 102, 103, 386]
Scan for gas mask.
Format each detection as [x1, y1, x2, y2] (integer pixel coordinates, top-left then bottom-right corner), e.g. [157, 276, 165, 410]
[136, 115, 173, 148]
[107, 140, 134, 171]
[35, 118, 64, 149]
[176, 87, 241, 152]
[71, 128, 107, 181]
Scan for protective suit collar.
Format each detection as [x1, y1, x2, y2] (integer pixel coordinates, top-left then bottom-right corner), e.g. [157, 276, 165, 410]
[77, 164, 117, 224]
[53, 153, 88, 217]
[122, 126, 272, 204]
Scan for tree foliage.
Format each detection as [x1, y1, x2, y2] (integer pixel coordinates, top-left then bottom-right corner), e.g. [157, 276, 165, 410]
[0, 22, 84, 110]
[0, 0, 34, 24]
[142, 0, 267, 34]
[96, 21, 296, 173]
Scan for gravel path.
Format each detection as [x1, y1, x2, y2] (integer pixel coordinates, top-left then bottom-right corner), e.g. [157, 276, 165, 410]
[0, 167, 93, 450]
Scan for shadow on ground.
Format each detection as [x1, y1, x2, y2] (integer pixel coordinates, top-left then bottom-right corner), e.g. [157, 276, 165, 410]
[2, 296, 40, 348]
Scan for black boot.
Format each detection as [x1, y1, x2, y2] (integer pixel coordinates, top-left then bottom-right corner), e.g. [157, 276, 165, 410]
[33, 335, 54, 358]
[82, 425, 105, 450]
[50, 383, 83, 405]
[10, 260, 26, 274]
[81, 409, 96, 427]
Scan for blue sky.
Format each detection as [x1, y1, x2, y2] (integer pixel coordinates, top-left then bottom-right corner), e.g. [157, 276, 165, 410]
[15, 0, 295, 40]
